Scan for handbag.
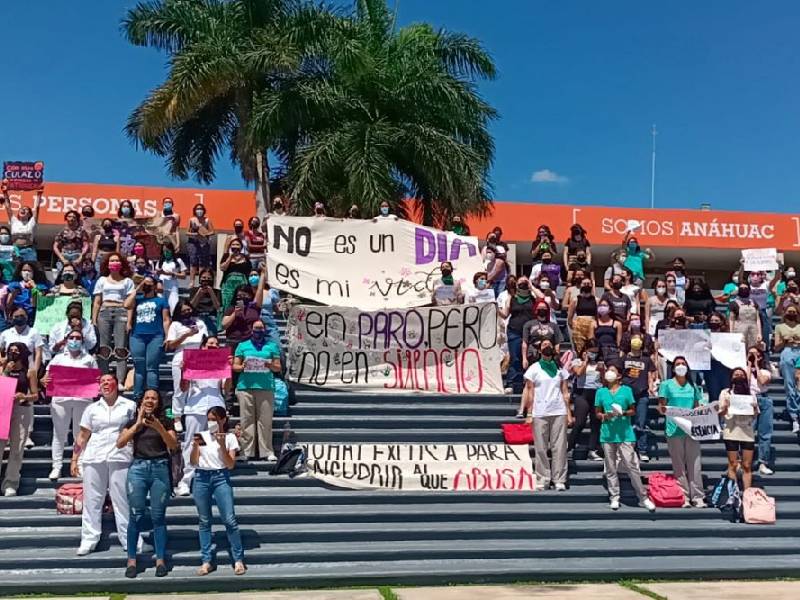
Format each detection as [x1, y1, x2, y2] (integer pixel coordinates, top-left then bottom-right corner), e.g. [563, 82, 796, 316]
[501, 422, 533, 445]
[743, 487, 776, 524]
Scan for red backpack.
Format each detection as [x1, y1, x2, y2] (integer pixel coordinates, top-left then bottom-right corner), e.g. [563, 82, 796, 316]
[56, 483, 84, 515]
[647, 472, 685, 507]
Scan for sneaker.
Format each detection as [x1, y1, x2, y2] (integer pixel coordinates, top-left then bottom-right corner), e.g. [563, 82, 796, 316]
[176, 483, 191, 497]
[24, 436, 34, 449]
[265, 453, 278, 462]
[640, 498, 657, 512]
[759, 464, 775, 476]
[76, 542, 97, 556]
[534, 485, 546, 492]
[554, 483, 567, 491]
[691, 498, 707, 509]
[639, 453, 650, 463]
[174, 420, 183, 433]
[48, 466, 61, 481]
[609, 499, 620, 511]
[504, 387, 514, 395]
[3, 487, 16, 497]
[588, 450, 603, 462]
[793, 421, 800, 434]
[681, 499, 692, 508]
[515, 410, 525, 419]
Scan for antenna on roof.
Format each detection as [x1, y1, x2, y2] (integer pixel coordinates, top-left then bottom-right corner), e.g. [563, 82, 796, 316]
[650, 124, 657, 209]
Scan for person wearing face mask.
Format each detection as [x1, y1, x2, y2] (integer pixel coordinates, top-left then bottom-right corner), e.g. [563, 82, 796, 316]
[1, 184, 43, 262]
[160, 196, 181, 250]
[728, 283, 762, 351]
[744, 347, 774, 475]
[741, 267, 777, 349]
[0, 225, 15, 283]
[620, 314, 655, 358]
[191, 406, 246, 576]
[175, 336, 229, 495]
[449, 216, 469, 236]
[682, 278, 716, 326]
[272, 197, 286, 216]
[603, 249, 627, 291]
[124, 275, 171, 402]
[222, 284, 264, 356]
[566, 251, 592, 285]
[521, 300, 562, 376]
[91, 218, 120, 274]
[530, 250, 561, 292]
[486, 246, 509, 299]
[595, 364, 656, 511]
[6, 261, 50, 324]
[496, 275, 517, 316]
[502, 277, 535, 395]
[374, 200, 395, 220]
[233, 321, 282, 461]
[0, 306, 44, 373]
[93, 253, 135, 386]
[53, 210, 90, 274]
[718, 368, 760, 490]
[166, 300, 209, 411]
[621, 333, 658, 462]
[666, 257, 688, 305]
[0, 268, 10, 332]
[186, 204, 215, 288]
[40, 330, 98, 481]
[49, 301, 97, 355]
[533, 274, 559, 320]
[568, 343, 603, 461]
[589, 300, 622, 362]
[776, 276, 800, 316]
[646, 278, 671, 336]
[465, 271, 495, 304]
[658, 357, 706, 507]
[600, 273, 632, 323]
[245, 217, 267, 270]
[717, 270, 741, 308]
[524, 340, 574, 490]
[313, 201, 326, 217]
[190, 268, 222, 335]
[705, 312, 732, 405]
[774, 306, 800, 433]
[347, 204, 361, 219]
[620, 269, 648, 325]
[48, 264, 90, 298]
[567, 276, 597, 356]
[432, 261, 464, 306]
[0, 343, 38, 496]
[116, 200, 138, 256]
[621, 233, 654, 286]
[155, 242, 187, 314]
[561, 269, 588, 312]
[563, 223, 592, 271]
[530, 225, 557, 263]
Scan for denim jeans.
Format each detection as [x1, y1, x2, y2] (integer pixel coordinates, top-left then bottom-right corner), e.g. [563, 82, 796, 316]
[192, 469, 244, 564]
[760, 307, 772, 350]
[96, 306, 129, 384]
[634, 393, 652, 454]
[198, 314, 218, 336]
[126, 458, 171, 561]
[130, 333, 164, 401]
[15, 246, 37, 263]
[779, 347, 800, 420]
[506, 330, 523, 393]
[491, 279, 506, 300]
[755, 394, 774, 468]
[706, 358, 731, 404]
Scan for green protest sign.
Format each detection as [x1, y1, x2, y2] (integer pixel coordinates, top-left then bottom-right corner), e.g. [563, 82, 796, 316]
[35, 296, 92, 333]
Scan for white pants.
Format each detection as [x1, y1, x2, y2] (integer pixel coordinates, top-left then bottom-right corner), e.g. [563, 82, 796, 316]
[179, 413, 207, 489]
[171, 357, 183, 402]
[81, 461, 130, 549]
[50, 400, 90, 468]
[163, 280, 180, 314]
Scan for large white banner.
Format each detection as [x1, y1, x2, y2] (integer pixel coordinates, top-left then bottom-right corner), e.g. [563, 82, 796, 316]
[710, 332, 747, 370]
[266, 216, 485, 309]
[665, 403, 721, 441]
[303, 443, 536, 492]
[658, 329, 712, 371]
[287, 303, 503, 394]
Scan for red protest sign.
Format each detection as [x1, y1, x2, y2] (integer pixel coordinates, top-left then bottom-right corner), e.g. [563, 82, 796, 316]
[183, 348, 232, 381]
[3, 161, 45, 191]
[49, 365, 102, 399]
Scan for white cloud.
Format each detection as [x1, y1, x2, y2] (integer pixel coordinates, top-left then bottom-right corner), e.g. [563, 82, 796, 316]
[530, 169, 569, 184]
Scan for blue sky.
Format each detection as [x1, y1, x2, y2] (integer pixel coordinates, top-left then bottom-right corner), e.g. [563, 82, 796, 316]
[2, 1, 799, 212]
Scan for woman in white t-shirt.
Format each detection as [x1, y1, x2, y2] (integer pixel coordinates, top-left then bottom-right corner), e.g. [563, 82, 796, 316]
[165, 300, 209, 404]
[155, 242, 188, 314]
[1, 185, 43, 262]
[92, 253, 135, 386]
[190, 406, 245, 576]
[523, 339, 574, 491]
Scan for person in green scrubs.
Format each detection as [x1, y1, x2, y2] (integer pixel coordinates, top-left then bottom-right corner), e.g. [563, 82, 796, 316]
[658, 356, 706, 508]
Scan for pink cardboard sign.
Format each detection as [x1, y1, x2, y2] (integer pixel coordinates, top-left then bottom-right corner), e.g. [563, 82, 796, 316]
[0, 376, 19, 439]
[49, 365, 102, 399]
[183, 348, 232, 381]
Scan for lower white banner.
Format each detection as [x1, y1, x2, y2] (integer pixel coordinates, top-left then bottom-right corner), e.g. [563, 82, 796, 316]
[665, 403, 721, 441]
[303, 443, 536, 491]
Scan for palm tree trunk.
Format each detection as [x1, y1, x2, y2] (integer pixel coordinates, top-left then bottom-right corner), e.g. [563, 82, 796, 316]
[255, 150, 271, 218]
[422, 196, 434, 227]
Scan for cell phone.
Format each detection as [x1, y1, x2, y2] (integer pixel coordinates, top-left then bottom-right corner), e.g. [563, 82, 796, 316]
[236, 300, 245, 310]
[194, 433, 206, 446]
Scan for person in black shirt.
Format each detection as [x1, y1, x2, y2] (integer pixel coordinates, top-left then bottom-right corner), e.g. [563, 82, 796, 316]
[683, 278, 716, 325]
[601, 273, 632, 323]
[117, 389, 178, 579]
[619, 333, 657, 462]
[563, 223, 592, 270]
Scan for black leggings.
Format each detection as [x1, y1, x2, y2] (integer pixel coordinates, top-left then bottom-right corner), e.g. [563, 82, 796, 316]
[568, 388, 601, 452]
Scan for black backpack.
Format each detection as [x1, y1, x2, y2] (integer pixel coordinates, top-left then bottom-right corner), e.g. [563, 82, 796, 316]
[270, 443, 306, 478]
[711, 476, 742, 523]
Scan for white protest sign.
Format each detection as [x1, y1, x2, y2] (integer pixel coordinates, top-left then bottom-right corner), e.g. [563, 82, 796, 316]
[0, 245, 13, 262]
[287, 302, 503, 394]
[266, 216, 484, 309]
[468, 289, 496, 304]
[303, 443, 536, 492]
[728, 393, 756, 416]
[742, 248, 778, 272]
[626, 219, 642, 233]
[666, 403, 721, 441]
[658, 329, 711, 371]
[244, 358, 270, 373]
[710, 332, 747, 370]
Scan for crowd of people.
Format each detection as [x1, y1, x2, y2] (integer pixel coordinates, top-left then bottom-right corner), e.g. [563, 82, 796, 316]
[0, 182, 790, 574]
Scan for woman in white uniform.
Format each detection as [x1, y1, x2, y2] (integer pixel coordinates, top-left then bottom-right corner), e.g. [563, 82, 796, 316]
[174, 335, 228, 496]
[155, 241, 187, 314]
[41, 329, 98, 481]
[165, 300, 208, 413]
[70, 374, 136, 555]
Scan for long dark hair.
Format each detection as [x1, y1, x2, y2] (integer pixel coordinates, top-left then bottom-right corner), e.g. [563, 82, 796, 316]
[672, 355, 695, 388]
[139, 388, 166, 421]
[13, 261, 48, 285]
[171, 299, 194, 322]
[207, 406, 230, 432]
[100, 252, 133, 278]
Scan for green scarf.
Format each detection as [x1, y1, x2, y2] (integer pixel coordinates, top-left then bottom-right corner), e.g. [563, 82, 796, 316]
[514, 293, 531, 303]
[441, 275, 454, 285]
[539, 358, 558, 377]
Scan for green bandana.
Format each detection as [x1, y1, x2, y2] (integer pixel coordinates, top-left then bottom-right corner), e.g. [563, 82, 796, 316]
[441, 275, 454, 285]
[539, 358, 558, 377]
[514, 293, 530, 303]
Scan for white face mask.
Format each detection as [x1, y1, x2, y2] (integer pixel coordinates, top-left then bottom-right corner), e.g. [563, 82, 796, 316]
[539, 280, 550, 290]
[207, 421, 219, 435]
[674, 365, 688, 377]
[604, 371, 618, 383]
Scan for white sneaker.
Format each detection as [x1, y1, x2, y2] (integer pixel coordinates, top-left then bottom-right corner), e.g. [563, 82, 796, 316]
[503, 387, 513, 395]
[24, 436, 34, 448]
[49, 466, 61, 481]
[588, 450, 603, 462]
[554, 483, 567, 491]
[174, 420, 183, 433]
[609, 499, 620, 510]
[759, 464, 775, 476]
[639, 453, 650, 463]
[692, 498, 707, 509]
[640, 498, 656, 512]
[265, 453, 278, 462]
[76, 542, 97, 556]
[176, 483, 191, 497]
[793, 421, 800, 434]
[3, 487, 16, 497]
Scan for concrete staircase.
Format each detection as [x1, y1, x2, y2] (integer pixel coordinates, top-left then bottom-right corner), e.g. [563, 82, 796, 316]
[1, 314, 799, 593]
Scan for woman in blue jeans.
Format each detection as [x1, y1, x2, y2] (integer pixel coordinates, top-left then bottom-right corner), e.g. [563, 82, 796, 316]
[747, 346, 775, 474]
[124, 275, 170, 402]
[500, 276, 534, 395]
[116, 389, 178, 578]
[191, 406, 246, 576]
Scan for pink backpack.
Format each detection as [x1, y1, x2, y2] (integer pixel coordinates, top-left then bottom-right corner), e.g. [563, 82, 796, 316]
[56, 483, 84, 515]
[647, 472, 685, 508]
[743, 487, 776, 524]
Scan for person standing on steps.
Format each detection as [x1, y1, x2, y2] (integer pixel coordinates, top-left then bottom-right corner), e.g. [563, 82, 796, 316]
[92, 253, 134, 387]
[1, 183, 43, 263]
[718, 368, 759, 491]
[124, 275, 170, 403]
[501, 276, 534, 395]
[774, 305, 800, 434]
[71, 374, 136, 556]
[568, 341, 603, 462]
[594, 364, 656, 512]
[746, 346, 775, 475]
[117, 389, 178, 578]
[0, 344, 38, 496]
[658, 356, 706, 508]
[191, 406, 247, 576]
[524, 339, 574, 491]
[186, 203, 215, 288]
[620, 332, 658, 462]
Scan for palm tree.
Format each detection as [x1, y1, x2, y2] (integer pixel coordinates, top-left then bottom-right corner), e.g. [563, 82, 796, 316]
[122, 0, 331, 217]
[250, 0, 498, 225]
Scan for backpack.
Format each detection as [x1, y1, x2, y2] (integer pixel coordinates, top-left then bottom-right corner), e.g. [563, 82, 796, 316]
[169, 450, 185, 491]
[56, 483, 84, 515]
[270, 443, 306, 478]
[274, 378, 290, 417]
[647, 472, 685, 508]
[711, 476, 742, 523]
[743, 487, 776, 524]
[501, 423, 534, 445]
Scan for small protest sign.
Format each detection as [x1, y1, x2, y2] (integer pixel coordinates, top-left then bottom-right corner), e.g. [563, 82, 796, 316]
[0, 376, 18, 439]
[49, 366, 102, 399]
[244, 357, 271, 373]
[183, 348, 231, 380]
[658, 329, 711, 371]
[35, 296, 92, 334]
[2, 161, 44, 191]
[710, 332, 747, 370]
[742, 248, 778, 272]
[728, 393, 756, 416]
[665, 403, 721, 441]
[0, 245, 14, 262]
